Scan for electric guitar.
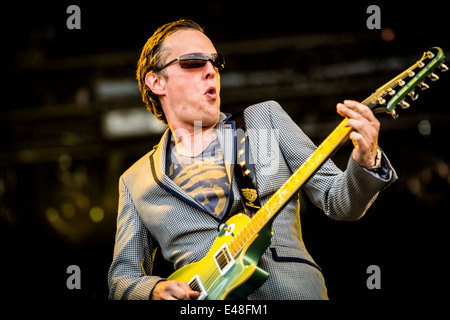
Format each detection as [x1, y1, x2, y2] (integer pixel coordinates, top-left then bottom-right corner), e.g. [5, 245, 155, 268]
[167, 47, 447, 300]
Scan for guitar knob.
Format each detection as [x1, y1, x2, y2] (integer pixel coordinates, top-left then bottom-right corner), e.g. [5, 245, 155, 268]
[439, 63, 448, 72]
[428, 73, 439, 81]
[398, 100, 410, 109]
[419, 81, 429, 90]
[408, 90, 419, 101]
[390, 109, 399, 119]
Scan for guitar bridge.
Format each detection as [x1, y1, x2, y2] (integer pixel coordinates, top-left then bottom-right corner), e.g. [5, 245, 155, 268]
[188, 274, 208, 300]
[213, 243, 235, 276]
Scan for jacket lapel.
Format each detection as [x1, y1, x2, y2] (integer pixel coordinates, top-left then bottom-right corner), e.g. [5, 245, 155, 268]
[149, 128, 208, 213]
[215, 113, 236, 185]
[148, 113, 237, 216]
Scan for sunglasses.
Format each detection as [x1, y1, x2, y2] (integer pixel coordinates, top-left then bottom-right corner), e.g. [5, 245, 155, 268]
[155, 53, 225, 72]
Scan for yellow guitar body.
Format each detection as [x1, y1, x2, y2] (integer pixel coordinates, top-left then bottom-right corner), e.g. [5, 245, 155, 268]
[167, 213, 270, 300]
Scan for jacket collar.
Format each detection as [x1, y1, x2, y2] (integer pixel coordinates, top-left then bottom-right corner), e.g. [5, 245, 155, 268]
[148, 113, 236, 215]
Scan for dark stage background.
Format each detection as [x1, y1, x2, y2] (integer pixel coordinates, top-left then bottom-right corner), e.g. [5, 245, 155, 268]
[1, 0, 449, 309]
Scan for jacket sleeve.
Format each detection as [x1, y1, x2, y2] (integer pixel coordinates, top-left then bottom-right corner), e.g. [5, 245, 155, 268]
[264, 100, 398, 221]
[108, 176, 164, 300]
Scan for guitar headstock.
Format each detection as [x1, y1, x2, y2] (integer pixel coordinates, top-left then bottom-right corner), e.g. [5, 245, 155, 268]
[367, 46, 447, 119]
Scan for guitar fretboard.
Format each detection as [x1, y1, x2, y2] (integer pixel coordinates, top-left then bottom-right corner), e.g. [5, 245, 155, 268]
[228, 118, 353, 257]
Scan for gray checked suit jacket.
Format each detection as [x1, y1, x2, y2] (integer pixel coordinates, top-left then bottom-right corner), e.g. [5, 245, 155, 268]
[108, 100, 397, 300]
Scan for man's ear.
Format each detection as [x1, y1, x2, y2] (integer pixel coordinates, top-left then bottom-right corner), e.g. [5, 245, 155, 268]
[145, 72, 166, 96]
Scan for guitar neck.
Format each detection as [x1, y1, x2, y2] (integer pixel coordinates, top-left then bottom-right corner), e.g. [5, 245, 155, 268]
[226, 85, 399, 257]
[240, 82, 408, 239]
[228, 116, 353, 257]
[258, 118, 353, 222]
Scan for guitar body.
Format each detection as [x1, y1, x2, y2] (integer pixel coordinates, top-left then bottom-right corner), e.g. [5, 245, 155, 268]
[167, 213, 271, 300]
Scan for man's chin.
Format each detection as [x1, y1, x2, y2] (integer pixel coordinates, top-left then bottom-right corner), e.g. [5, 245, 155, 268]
[203, 103, 221, 126]
[203, 112, 220, 128]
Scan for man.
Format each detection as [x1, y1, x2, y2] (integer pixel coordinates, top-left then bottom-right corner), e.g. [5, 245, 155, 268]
[108, 19, 397, 300]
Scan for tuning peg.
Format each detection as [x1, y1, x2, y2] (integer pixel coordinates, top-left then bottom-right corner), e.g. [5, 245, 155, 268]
[378, 97, 386, 105]
[398, 100, 410, 109]
[408, 90, 419, 101]
[419, 81, 429, 90]
[427, 51, 435, 59]
[417, 61, 425, 68]
[390, 109, 399, 119]
[439, 63, 448, 72]
[398, 79, 406, 86]
[428, 73, 439, 81]
[388, 88, 396, 95]
[408, 70, 415, 77]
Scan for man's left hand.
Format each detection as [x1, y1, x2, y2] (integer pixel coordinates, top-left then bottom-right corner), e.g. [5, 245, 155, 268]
[336, 100, 380, 169]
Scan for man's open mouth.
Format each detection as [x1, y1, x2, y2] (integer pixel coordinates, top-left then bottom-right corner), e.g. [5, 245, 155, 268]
[205, 87, 217, 99]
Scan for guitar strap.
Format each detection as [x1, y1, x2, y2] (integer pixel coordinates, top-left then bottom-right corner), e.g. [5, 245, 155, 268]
[230, 111, 261, 217]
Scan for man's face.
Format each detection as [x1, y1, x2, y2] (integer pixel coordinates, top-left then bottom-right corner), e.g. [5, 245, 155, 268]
[157, 29, 222, 131]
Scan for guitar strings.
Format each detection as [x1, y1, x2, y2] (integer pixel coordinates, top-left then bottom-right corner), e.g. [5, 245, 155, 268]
[363, 62, 422, 108]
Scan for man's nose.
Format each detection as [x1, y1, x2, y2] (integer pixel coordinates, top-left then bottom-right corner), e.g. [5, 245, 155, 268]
[204, 61, 217, 79]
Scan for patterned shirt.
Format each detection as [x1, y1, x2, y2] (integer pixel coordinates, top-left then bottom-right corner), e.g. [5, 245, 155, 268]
[166, 138, 231, 220]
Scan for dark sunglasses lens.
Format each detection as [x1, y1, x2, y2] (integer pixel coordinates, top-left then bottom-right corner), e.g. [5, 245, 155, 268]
[214, 54, 225, 70]
[178, 54, 225, 70]
[179, 59, 208, 69]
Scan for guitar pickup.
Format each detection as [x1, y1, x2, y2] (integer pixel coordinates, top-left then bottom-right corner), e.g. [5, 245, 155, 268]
[188, 274, 208, 300]
[214, 243, 236, 276]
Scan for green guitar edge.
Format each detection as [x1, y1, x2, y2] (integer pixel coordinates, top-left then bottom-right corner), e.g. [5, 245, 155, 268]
[224, 221, 273, 300]
[387, 47, 445, 111]
[166, 214, 274, 300]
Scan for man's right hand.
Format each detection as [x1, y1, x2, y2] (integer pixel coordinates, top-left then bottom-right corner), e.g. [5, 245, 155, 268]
[151, 280, 200, 300]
